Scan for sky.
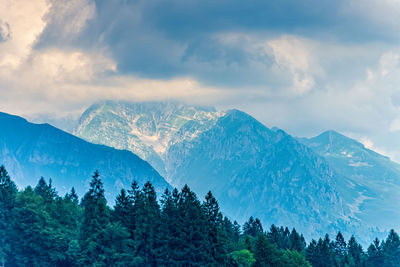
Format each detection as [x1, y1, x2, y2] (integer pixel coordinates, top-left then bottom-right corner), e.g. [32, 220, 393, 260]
[2, 0, 400, 161]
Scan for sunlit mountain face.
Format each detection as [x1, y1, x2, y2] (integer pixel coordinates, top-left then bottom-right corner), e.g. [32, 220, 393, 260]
[73, 100, 400, 244]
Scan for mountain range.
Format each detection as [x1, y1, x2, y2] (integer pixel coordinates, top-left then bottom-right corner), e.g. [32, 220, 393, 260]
[0, 111, 170, 201]
[73, 101, 400, 244]
[2, 100, 399, 245]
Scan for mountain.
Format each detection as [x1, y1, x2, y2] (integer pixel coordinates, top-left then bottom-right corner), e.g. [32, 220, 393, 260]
[0, 112, 170, 201]
[299, 130, 400, 231]
[75, 101, 224, 178]
[166, 109, 353, 237]
[76, 101, 389, 241]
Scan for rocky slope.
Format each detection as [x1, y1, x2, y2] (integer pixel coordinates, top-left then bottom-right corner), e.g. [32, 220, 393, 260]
[300, 130, 400, 233]
[73, 101, 400, 243]
[0, 112, 170, 201]
[75, 101, 224, 178]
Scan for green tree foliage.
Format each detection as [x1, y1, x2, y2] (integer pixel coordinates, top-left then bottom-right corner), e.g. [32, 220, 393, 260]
[367, 238, 384, 266]
[0, 165, 17, 267]
[2, 165, 400, 267]
[382, 229, 400, 266]
[347, 235, 366, 266]
[79, 170, 112, 265]
[203, 191, 227, 265]
[243, 216, 263, 237]
[229, 249, 256, 267]
[9, 187, 64, 266]
[134, 181, 161, 266]
[253, 233, 282, 266]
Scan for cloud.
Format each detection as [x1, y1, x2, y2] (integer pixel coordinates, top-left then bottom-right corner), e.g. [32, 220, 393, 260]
[267, 36, 317, 95]
[3, 0, 400, 163]
[0, 0, 49, 68]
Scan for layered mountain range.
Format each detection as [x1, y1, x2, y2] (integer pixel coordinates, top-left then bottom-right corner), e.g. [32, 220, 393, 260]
[1, 100, 398, 244]
[0, 112, 170, 201]
[74, 101, 400, 243]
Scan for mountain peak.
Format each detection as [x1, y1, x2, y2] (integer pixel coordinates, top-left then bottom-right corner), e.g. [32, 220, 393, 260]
[0, 111, 170, 202]
[75, 101, 226, 177]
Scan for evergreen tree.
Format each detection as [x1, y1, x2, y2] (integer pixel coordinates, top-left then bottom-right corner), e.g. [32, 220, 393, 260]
[367, 238, 384, 267]
[222, 217, 241, 252]
[203, 191, 227, 265]
[267, 224, 281, 248]
[333, 231, 347, 266]
[176, 185, 209, 265]
[34, 177, 57, 203]
[382, 229, 400, 267]
[114, 188, 133, 226]
[253, 232, 282, 267]
[305, 239, 317, 265]
[78, 170, 111, 266]
[125, 181, 140, 240]
[0, 166, 17, 267]
[289, 228, 305, 252]
[348, 235, 365, 266]
[334, 232, 347, 256]
[134, 182, 161, 266]
[243, 216, 263, 237]
[58, 190, 82, 266]
[307, 235, 334, 267]
[66, 187, 79, 204]
[97, 222, 134, 266]
[9, 187, 64, 266]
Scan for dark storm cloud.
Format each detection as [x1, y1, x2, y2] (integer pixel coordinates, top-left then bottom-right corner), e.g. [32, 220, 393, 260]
[35, 0, 398, 86]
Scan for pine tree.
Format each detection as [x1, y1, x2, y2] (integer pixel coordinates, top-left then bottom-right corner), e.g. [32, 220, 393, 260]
[158, 188, 181, 265]
[306, 239, 317, 265]
[334, 232, 347, 256]
[382, 229, 400, 267]
[307, 235, 334, 267]
[114, 188, 133, 226]
[134, 182, 161, 266]
[289, 228, 305, 252]
[34, 177, 57, 203]
[66, 187, 79, 204]
[79, 170, 111, 266]
[176, 185, 209, 265]
[267, 224, 281, 247]
[58, 189, 82, 266]
[347, 236, 365, 266]
[9, 187, 64, 266]
[203, 191, 227, 265]
[367, 238, 384, 267]
[0, 166, 17, 267]
[243, 216, 263, 237]
[125, 181, 140, 240]
[222, 217, 241, 252]
[253, 232, 282, 267]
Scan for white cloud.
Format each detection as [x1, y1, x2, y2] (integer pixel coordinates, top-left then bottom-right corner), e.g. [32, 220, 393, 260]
[267, 36, 316, 95]
[3, 0, 400, 164]
[0, 0, 49, 68]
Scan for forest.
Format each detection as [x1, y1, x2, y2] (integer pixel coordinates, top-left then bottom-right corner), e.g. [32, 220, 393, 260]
[0, 165, 399, 267]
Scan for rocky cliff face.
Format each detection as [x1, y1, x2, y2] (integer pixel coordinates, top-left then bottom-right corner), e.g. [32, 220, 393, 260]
[75, 101, 224, 178]
[165, 110, 349, 238]
[300, 130, 400, 234]
[73, 101, 399, 243]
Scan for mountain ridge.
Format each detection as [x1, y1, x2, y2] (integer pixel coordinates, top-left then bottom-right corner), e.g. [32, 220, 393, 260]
[0, 111, 170, 201]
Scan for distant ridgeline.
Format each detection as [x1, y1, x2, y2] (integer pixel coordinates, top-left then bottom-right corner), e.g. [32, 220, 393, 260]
[0, 166, 399, 267]
[74, 101, 400, 245]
